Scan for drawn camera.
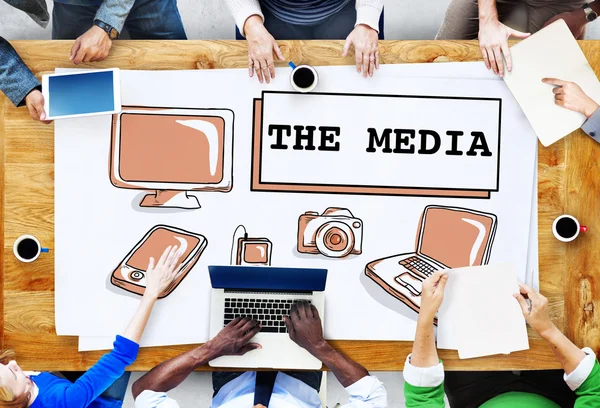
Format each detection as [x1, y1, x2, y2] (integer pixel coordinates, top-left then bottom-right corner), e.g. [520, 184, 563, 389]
[297, 207, 363, 258]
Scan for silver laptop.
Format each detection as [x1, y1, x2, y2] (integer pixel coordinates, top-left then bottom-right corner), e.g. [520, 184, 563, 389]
[208, 265, 328, 370]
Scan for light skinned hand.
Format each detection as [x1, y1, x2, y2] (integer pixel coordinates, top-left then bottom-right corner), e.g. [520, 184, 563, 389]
[513, 282, 555, 337]
[70, 25, 113, 65]
[283, 301, 327, 356]
[205, 317, 262, 359]
[479, 18, 530, 77]
[342, 24, 379, 78]
[419, 271, 448, 321]
[543, 9, 587, 39]
[542, 78, 599, 118]
[244, 15, 285, 84]
[25, 90, 51, 124]
[143, 245, 183, 300]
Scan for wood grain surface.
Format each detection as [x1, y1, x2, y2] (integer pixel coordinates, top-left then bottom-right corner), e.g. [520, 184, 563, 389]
[1, 40, 599, 371]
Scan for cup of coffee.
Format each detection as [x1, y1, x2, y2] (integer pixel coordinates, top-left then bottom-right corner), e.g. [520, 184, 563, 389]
[290, 64, 319, 93]
[13, 235, 49, 263]
[552, 215, 587, 242]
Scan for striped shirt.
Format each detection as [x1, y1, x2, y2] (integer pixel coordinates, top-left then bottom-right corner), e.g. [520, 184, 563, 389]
[261, 0, 352, 25]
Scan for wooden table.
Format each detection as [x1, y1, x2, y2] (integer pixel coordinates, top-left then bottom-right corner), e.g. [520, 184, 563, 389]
[2, 40, 599, 371]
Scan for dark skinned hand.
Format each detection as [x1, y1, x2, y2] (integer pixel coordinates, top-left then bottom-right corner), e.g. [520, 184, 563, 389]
[205, 317, 262, 359]
[283, 301, 327, 355]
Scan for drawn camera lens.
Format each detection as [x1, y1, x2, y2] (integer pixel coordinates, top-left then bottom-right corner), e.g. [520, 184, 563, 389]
[129, 270, 144, 281]
[316, 222, 354, 258]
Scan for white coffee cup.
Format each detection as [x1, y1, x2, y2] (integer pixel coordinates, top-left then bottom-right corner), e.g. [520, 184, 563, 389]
[13, 235, 48, 263]
[552, 215, 587, 242]
[290, 64, 319, 93]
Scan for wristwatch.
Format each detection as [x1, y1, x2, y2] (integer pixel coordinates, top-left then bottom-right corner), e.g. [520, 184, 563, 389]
[94, 19, 119, 39]
[583, 3, 598, 22]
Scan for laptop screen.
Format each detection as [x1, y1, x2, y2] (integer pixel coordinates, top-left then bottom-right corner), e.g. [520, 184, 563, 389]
[417, 206, 497, 268]
[208, 265, 328, 292]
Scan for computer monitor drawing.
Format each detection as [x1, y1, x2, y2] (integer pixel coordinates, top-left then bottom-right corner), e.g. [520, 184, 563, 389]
[110, 107, 234, 209]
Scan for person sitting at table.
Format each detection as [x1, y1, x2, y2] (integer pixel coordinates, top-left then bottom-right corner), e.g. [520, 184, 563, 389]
[403, 271, 600, 407]
[0, 245, 183, 408]
[224, 0, 384, 83]
[543, 77, 600, 142]
[436, 0, 600, 77]
[51, 0, 187, 65]
[132, 302, 387, 407]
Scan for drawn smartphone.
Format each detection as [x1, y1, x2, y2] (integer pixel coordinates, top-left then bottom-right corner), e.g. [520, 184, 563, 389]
[111, 225, 208, 298]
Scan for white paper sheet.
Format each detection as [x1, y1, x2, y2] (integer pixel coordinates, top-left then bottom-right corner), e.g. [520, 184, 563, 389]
[503, 19, 600, 146]
[53, 63, 537, 347]
[437, 264, 529, 359]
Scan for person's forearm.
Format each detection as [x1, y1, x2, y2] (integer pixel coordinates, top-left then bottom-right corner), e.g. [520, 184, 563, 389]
[410, 316, 439, 367]
[122, 294, 157, 343]
[0, 37, 40, 107]
[590, 1, 600, 14]
[355, 0, 384, 31]
[224, 0, 263, 36]
[541, 325, 587, 375]
[312, 342, 368, 387]
[96, 0, 135, 34]
[478, 0, 498, 23]
[132, 345, 215, 399]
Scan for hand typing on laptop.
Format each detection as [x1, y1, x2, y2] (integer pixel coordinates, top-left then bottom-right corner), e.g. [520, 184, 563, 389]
[133, 302, 387, 407]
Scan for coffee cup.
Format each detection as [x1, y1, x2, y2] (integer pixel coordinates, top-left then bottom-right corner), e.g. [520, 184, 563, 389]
[290, 64, 319, 93]
[552, 215, 587, 242]
[13, 235, 49, 263]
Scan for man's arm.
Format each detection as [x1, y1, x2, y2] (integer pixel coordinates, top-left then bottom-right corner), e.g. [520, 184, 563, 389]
[95, 0, 135, 35]
[132, 317, 261, 399]
[0, 37, 40, 107]
[284, 302, 386, 406]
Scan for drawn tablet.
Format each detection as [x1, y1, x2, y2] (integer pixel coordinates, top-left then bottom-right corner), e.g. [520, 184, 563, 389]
[110, 225, 208, 298]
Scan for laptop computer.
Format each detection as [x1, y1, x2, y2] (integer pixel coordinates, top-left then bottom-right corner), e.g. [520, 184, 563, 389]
[208, 265, 328, 369]
[365, 205, 497, 315]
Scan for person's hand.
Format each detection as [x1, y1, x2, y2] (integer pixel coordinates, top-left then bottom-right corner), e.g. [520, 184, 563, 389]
[205, 317, 262, 359]
[25, 90, 51, 124]
[70, 25, 113, 65]
[143, 245, 183, 300]
[513, 283, 555, 338]
[542, 78, 599, 117]
[419, 271, 449, 321]
[543, 9, 587, 39]
[244, 15, 285, 84]
[283, 301, 328, 356]
[479, 18, 530, 77]
[342, 24, 379, 78]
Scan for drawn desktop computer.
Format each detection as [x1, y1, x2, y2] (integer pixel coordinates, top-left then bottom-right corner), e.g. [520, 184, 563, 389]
[109, 106, 234, 209]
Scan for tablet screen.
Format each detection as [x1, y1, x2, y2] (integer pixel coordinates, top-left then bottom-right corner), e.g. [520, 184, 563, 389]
[48, 71, 115, 117]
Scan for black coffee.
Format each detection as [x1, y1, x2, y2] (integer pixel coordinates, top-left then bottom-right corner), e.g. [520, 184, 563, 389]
[556, 217, 578, 238]
[293, 67, 315, 89]
[17, 238, 39, 260]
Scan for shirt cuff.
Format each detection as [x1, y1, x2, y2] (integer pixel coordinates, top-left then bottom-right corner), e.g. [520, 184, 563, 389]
[13, 80, 41, 108]
[345, 375, 382, 395]
[564, 347, 597, 391]
[235, 6, 264, 37]
[355, 5, 382, 32]
[135, 390, 180, 408]
[581, 107, 600, 138]
[403, 354, 445, 387]
[114, 335, 140, 363]
[94, 1, 134, 35]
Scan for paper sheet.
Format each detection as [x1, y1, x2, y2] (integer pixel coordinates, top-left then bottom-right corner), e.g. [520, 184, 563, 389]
[437, 264, 529, 359]
[503, 19, 600, 146]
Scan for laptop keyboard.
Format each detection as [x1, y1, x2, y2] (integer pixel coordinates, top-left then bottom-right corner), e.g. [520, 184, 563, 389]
[224, 298, 312, 333]
[399, 256, 437, 278]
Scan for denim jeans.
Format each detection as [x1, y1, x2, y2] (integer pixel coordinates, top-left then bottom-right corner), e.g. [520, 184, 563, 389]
[212, 371, 322, 397]
[52, 0, 187, 40]
[236, 1, 385, 40]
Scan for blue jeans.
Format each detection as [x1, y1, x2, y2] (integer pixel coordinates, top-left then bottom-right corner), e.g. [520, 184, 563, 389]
[236, 1, 384, 40]
[52, 0, 187, 40]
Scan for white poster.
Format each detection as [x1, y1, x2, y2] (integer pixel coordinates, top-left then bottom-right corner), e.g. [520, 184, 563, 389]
[55, 64, 538, 346]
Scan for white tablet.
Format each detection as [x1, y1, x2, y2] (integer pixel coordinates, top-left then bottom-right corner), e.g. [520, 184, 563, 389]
[42, 68, 121, 120]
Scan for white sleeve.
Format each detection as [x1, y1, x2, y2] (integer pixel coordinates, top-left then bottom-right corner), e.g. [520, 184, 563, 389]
[355, 0, 384, 32]
[224, 0, 264, 37]
[342, 375, 387, 407]
[402, 354, 445, 387]
[564, 347, 598, 391]
[135, 390, 181, 408]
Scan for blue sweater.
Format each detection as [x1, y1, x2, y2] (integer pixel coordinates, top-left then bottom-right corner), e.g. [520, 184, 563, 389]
[30, 336, 139, 408]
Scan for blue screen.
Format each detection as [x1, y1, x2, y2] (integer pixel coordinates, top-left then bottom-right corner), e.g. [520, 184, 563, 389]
[48, 71, 115, 116]
[209, 265, 328, 292]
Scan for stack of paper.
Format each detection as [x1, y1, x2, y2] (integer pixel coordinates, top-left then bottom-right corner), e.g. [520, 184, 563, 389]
[437, 264, 529, 359]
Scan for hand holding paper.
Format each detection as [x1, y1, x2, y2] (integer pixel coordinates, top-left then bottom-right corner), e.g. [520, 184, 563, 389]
[419, 271, 449, 322]
[542, 78, 600, 118]
[513, 282, 555, 338]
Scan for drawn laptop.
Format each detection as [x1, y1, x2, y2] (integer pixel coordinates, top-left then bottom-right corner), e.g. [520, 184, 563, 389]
[208, 265, 328, 369]
[365, 205, 497, 315]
